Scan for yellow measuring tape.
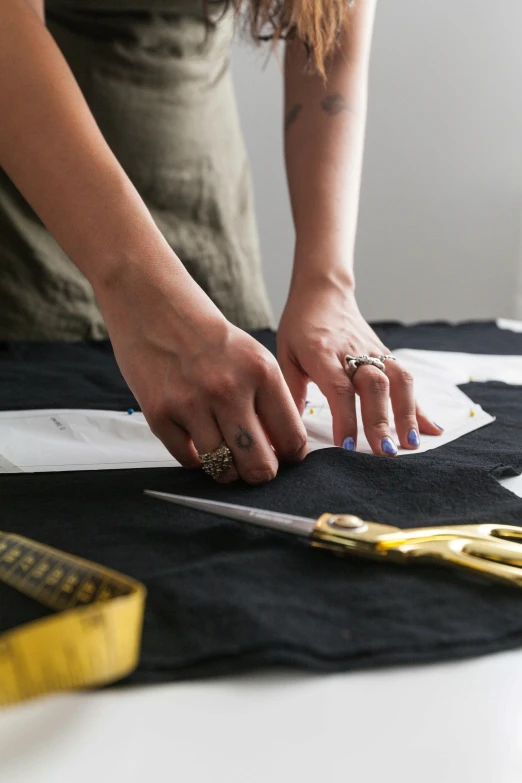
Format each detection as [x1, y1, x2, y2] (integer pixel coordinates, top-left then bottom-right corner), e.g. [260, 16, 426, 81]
[0, 531, 146, 707]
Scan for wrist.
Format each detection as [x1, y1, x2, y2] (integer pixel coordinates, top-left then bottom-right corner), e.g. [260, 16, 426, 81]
[90, 238, 179, 303]
[291, 240, 356, 293]
[289, 257, 356, 300]
[92, 241, 229, 350]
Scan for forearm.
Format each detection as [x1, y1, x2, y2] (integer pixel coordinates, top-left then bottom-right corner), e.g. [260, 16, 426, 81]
[284, 0, 377, 291]
[0, 0, 183, 294]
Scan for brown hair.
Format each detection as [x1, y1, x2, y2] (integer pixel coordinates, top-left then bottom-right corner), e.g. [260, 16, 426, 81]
[216, 1, 355, 77]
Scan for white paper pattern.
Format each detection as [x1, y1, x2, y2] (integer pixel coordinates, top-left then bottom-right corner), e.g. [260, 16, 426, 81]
[3, 346, 518, 472]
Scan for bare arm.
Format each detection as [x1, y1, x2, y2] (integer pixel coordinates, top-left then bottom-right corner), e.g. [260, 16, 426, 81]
[283, 0, 377, 292]
[0, 0, 180, 290]
[279, 1, 442, 456]
[0, 0, 307, 483]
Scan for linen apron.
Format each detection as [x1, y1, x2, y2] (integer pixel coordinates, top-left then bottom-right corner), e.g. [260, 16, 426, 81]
[0, 0, 273, 340]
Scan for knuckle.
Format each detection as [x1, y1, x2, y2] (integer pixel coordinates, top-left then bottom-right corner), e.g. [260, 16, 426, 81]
[244, 465, 278, 485]
[370, 416, 390, 432]
[176, 393, 198, 418]
[310, 335, 331, 354]
[207, 373, 237, 401]
[280, 431, 308, 461]
[251, 350, 278, 381]
[397, 368, 415, 388]
[308, 334, 339, 356]
[329, 378, 355, 398]
[367, 373, 390, 394]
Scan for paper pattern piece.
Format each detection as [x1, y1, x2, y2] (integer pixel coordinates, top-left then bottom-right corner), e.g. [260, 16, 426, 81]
[0, 350, 508, 473]
[0, 409, 178, 473]
[497, 318, 522, 334]
[2, 346, 522, 474]
[303, 348, 494, 456]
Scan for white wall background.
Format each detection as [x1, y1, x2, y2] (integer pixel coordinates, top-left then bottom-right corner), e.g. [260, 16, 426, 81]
[231, 1, 522, 325]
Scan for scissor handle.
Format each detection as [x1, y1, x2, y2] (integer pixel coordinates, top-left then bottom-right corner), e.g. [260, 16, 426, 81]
[463, 523, 522, 541]
[312, 515, 522, 588]
[389, 537, 522, 589]
[375, 522, 522, 549]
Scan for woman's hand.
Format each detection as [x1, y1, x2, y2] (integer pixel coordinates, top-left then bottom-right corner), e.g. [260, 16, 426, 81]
[277, 276, 443, 456]
[94, 257, 308, 484]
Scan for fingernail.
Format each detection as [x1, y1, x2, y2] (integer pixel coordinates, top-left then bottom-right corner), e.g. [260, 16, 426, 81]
[342, 437, 355, 451]
[434, 422, 444, 431]
[381, 437, 398, 456]
[408, 429, 420, 447]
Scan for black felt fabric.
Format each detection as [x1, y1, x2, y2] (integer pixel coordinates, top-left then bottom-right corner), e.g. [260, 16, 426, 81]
[375, 320, 522, 355]
[1, 320, 521, 414]
[1, 321, 522, 681]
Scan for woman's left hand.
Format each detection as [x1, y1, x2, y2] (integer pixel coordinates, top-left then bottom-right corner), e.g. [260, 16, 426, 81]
[277, 277, 443, 456]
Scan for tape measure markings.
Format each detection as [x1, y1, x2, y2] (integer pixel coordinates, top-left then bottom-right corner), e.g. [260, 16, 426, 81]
[0, 531, 146, 707]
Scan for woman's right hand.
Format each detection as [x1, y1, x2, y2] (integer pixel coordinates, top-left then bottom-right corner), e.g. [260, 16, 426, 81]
[0, 4, 307, 485]
[94, 253, 308, 484]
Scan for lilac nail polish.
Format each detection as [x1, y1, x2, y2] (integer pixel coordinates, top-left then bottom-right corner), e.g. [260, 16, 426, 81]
[434, 423, 444, 431]
[381, 437, 398, 456]
[342, 437, 355, 451]
[408, 429, 420, 447]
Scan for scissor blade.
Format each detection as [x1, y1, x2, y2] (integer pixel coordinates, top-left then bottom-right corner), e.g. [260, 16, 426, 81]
[144, 491, 316, 537]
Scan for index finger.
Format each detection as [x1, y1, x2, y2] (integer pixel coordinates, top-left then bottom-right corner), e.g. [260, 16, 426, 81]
[311, 358, 358, 449]
[255, 364, 309, 463]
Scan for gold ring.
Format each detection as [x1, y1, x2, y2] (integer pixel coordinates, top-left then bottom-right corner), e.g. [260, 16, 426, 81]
[199, 442, 234, 481]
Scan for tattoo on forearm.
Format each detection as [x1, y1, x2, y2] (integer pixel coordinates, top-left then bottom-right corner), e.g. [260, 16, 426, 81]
[284, 103, 303, 133]
[235, 426, 255, 451]
[321, 92, 350, 116]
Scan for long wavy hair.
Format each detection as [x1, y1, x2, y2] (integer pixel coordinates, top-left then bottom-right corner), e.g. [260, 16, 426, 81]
[211, 1, 355, 77]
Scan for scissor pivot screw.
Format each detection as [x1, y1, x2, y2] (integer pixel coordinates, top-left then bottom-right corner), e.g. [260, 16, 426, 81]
[328, 515, 366, 529]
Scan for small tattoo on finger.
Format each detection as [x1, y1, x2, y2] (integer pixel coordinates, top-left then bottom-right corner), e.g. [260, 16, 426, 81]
[235, 426, 255, 451]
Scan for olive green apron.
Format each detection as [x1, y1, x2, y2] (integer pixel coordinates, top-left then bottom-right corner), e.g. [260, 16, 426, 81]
[0, 0, 273, 340]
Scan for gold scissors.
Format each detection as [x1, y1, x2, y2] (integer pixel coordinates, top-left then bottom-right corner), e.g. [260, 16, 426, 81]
[144, 491, 522, 589]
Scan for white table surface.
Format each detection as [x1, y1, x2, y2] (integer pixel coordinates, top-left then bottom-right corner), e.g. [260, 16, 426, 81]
[1, 651, 522, 783]
[2, 336, 522, 782]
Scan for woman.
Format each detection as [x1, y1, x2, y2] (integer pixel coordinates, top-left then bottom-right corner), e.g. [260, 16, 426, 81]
[0, 0, 442, 484]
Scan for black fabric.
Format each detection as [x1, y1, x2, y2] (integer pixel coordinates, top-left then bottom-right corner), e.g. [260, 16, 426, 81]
[2, 321, 522, 682]
[0, 340, 136, 412]
[2, 320, 521, 414]
[1, 320, 520, 412]
[374, 320, 522, 355]
[2, 457, 522, 682]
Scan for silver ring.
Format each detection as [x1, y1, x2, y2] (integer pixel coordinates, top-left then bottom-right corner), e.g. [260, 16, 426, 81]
[378, 354, 396, 364]
[344, 354, 386, 379]
[198, 441, 234, 481]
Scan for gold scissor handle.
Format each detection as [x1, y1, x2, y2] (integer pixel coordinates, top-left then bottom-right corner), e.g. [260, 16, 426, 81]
[311, 514, 522, 588]
[387, 536, 522, 588]
[377, 522, 522, 548]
